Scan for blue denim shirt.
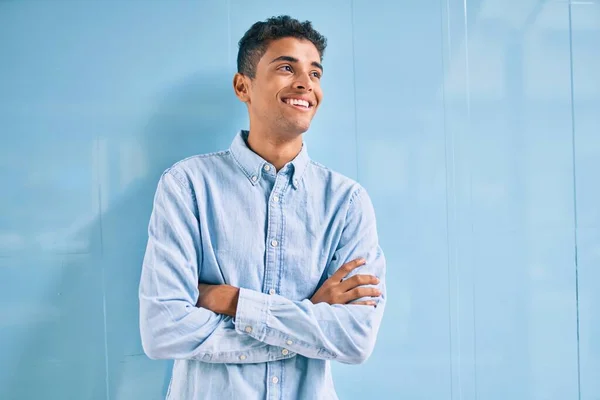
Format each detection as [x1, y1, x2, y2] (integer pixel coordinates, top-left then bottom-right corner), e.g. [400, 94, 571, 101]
[139, 131, 387, 399]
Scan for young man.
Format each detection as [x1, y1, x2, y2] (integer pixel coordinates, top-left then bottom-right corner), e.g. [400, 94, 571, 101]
[139, 15, 387, 399]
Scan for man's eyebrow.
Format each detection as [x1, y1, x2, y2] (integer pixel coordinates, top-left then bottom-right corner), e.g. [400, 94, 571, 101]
[270, 55, 324, 72]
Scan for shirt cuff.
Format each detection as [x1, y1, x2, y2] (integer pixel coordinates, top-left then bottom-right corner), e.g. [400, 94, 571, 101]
[234, 287, 270, 341]
[200, 345, 296, 364]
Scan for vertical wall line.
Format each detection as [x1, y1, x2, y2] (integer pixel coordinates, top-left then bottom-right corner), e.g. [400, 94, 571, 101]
[567, 3, 582, 399]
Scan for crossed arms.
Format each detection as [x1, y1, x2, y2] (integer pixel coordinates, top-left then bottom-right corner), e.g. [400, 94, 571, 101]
[139, 170, 386, 365]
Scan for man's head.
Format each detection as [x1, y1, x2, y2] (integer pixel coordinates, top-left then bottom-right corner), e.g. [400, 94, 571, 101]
[233, 16, 327, 139]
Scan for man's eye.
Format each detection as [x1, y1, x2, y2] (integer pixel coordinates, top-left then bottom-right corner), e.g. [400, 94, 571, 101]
[312, 71, 322, 78]
[280, 65, 292, 72]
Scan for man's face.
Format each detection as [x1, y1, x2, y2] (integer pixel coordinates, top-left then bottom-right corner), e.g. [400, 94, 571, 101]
[237, 37, 323, 137]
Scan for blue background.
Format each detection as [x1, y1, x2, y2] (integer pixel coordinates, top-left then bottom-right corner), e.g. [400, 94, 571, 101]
[1, 1, 598, 399]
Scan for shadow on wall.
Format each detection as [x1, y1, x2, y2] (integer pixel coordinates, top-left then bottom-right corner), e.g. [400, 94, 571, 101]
[3, 70, 246, 400]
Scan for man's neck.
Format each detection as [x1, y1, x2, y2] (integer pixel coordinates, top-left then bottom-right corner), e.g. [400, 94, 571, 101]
[246, 129, 303, 171]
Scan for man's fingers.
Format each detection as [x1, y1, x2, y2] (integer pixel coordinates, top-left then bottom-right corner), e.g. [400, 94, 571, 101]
[330, 258, 366, 282]
[342, 287, 381, 303]
[339, 274, 379, 292]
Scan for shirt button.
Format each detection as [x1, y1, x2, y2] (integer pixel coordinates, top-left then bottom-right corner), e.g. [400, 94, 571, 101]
[269, 288, 276, 295]
[239, 354, 247, 360]
[293, 179, 299, 186]
[273, 195, 279, 203]
[245, 326, 252, 333]
[271, 240, 278, 247]
[251, 175, 258, 182]
[286, 340, 293, 345]
[263, 164, 271, 171]
[272, 376, 279, 384]
[282, 349, 289, 355]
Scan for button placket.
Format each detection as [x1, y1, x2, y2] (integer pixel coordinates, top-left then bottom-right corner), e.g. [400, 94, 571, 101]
[263, 174, 284, 297]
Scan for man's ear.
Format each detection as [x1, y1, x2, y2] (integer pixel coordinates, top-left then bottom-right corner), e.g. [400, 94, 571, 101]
[233, 73, 251, 103]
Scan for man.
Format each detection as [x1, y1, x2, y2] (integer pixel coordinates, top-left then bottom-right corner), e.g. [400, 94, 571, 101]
[139, 15, 386, 399]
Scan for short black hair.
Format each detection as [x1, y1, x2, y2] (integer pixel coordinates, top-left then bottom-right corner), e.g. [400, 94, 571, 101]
[237, 15, 327, 79]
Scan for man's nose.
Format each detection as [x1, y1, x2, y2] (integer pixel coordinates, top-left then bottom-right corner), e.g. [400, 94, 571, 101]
[293, 75, 313, 91]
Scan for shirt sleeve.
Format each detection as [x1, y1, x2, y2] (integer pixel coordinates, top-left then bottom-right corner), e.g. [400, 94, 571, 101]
[139, 169, 296, 364]
[234, 186, 387, 365]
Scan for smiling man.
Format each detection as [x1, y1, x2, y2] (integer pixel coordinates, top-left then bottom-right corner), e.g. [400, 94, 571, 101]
[139, 15, 387, 400]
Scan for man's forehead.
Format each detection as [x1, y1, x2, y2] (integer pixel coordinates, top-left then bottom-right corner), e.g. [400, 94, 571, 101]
[264, 37, 320, 59]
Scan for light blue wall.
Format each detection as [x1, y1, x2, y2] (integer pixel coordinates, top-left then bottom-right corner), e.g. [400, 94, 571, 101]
[0, 1, 598, 399]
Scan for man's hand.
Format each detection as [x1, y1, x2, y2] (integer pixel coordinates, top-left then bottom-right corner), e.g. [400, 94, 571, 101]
[196, 283, 239, 317]
[310, 258, 381, 306]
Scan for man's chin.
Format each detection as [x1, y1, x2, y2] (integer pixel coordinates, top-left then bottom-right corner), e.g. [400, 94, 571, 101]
[288, 126, 310, 137]
[272, 115, 314, 137]
[287, 118, 313, 135]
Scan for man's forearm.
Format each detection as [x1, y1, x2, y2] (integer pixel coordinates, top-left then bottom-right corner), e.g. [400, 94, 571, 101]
[197, 284, 240, 316]
[197, 284, 322, 316]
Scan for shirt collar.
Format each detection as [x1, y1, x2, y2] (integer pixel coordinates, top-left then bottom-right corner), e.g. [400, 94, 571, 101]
[229, 130, 310, 189]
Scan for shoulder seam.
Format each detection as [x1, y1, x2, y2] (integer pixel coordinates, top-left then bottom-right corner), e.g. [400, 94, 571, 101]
[166, 150, 231, 199]
[348, 184, 364, 206]
[164, 168, 196, 201]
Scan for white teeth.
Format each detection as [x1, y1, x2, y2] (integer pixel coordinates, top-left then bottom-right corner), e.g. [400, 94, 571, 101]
[286, 98, 310, 108]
